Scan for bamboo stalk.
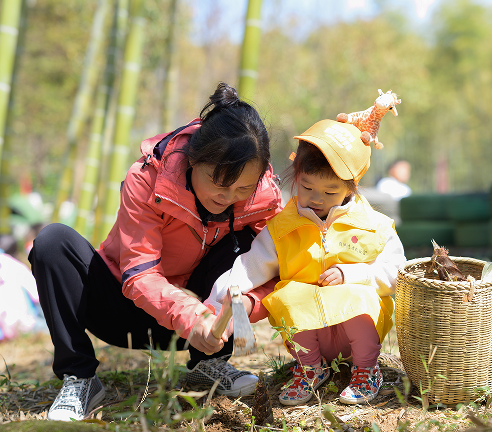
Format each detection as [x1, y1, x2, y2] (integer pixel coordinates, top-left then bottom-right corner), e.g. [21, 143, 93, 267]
[91, 0, 130, 246]
[74, 0, 125, 238]
[0, 0, 23, 165]
[237, 0, 263, 101]
[100, 0, 146, 238]
[51, 0, 108, 224]
[161, 0, 179, 132]
[0, 0, 24, 235]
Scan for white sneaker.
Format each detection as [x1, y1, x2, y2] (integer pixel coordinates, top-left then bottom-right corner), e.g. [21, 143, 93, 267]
[186, 358, 258, 397]
[48, 374, 105, 421]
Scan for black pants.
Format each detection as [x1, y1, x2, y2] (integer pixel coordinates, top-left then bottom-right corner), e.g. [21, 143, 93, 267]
[29, 223, 256, 379]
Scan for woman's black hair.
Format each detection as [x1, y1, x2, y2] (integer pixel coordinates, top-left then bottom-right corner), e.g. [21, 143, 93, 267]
[176, 82, 270, 188]
[282, 140, 357, 195]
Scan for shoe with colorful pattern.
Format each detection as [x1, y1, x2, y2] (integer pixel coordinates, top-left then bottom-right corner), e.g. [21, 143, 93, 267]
[339, 364, 383, 405]
[278, 358, 330, 406]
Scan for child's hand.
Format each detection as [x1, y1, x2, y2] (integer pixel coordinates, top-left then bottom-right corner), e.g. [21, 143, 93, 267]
[318, 266, 344, 286]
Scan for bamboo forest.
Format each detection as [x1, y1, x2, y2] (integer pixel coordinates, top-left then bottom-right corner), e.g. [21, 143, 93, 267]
[3, 1, 492, 431]
[1, 0, 492, 245]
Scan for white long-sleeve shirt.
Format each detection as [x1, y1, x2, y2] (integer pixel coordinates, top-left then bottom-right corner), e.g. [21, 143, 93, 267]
[205, 196, 406, 313]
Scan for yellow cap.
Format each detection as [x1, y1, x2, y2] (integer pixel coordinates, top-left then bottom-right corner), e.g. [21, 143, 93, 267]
[293, 119, 371, 184]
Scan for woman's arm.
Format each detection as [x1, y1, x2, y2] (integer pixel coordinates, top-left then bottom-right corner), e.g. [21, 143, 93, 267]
[116, 163, 212, 342]
[204, 227, 279, 312]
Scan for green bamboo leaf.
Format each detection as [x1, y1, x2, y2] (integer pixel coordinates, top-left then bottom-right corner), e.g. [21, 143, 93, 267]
[372, 423, 381, 432]
[394, 387, 405, 405]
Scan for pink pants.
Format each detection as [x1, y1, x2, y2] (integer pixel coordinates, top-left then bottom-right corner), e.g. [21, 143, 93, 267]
[286, 314, 381, 368]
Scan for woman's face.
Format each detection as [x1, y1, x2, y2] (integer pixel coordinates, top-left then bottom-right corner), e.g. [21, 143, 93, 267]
[296, 172, 352, 220]
[191, 160, 263, 214]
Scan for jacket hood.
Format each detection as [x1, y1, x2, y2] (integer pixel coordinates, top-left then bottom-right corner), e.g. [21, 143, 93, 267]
[140, 119, 281, 227]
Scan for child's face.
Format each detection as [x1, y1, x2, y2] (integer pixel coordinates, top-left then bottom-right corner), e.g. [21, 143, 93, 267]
[296, 172, 352, 219]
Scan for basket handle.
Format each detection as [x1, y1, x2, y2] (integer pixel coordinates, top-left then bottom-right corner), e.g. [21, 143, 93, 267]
[463, 276, 476, 302]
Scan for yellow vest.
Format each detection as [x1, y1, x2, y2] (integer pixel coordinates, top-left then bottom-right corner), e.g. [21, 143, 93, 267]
[263, 195, 395, 343]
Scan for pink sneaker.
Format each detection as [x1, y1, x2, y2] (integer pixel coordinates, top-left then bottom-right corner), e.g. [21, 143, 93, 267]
[339, 364, 383, 405]
[279, 358, 331, 406]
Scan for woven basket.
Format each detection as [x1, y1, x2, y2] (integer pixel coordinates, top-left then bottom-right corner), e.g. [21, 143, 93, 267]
[395, 256, 492, 405]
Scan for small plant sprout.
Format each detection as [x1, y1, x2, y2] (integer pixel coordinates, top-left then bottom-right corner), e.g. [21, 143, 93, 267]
[412, 346, 447, 411]
[0, 356, 12, 390]
[271, 317, 309, 354]
[325, 352, 349, 394]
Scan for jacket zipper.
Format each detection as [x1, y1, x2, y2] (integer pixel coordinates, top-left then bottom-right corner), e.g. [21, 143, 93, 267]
[156, 195, 258, 250]
[201, 226, 208, 249]
[155, 195, 210, 249]
[234, 207, 274, 220]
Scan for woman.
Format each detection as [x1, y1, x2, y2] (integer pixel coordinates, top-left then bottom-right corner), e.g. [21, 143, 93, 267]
[29, 83, 282, 421]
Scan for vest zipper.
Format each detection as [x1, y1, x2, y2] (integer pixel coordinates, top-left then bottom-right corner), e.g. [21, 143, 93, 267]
[321, 225, 329, 272]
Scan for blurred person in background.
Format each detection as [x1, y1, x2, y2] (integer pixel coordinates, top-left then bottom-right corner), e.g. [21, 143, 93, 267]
[0, 236, 42, 342]
[376, 159, 412, 200]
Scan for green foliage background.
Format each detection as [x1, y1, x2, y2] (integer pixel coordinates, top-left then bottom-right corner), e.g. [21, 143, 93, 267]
[4, 0, 492, 202]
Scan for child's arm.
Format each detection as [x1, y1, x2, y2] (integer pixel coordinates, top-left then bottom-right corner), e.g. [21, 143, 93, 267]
[204, 228, 279, 313]
[328, 228, 405, 296]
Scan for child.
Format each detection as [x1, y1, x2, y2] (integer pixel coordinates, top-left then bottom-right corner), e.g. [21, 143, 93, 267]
[206, 119, 405, 406]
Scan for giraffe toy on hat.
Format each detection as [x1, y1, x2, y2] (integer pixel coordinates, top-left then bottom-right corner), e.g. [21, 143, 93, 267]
[336, 89, 401, 149]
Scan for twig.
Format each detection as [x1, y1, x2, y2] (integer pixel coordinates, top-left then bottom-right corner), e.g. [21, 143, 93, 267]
[86, 399, 126, 418]
[249, 426, 285, 431]
[428, 345, 438, 366]
[201, 379, 221, 425]
[467, 412, 489, 427]
[135, 354, 152, 411]
[139, 405, 150, 432]
[127, 332, 134, 395]
[206, 379, 220, 406]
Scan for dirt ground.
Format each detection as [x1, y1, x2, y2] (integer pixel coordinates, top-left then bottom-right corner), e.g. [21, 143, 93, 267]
[0, 319, 484, 431]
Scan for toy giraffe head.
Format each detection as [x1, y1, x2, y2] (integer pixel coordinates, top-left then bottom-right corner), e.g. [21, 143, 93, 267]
[336, 89, 402, 150]
[375, 89, 401, 117]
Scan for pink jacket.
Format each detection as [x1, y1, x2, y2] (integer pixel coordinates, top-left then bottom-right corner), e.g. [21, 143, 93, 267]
[97, 120, 282, 339]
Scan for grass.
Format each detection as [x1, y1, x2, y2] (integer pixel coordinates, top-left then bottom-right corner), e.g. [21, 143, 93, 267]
[1, 324, 492, 431]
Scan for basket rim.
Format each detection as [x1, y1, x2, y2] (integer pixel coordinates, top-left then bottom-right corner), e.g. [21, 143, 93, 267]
[398, 256, 492, 289]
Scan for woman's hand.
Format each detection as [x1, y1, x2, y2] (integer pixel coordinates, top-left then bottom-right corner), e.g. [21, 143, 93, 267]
[188, 295, 254, 353]
[188, 312, 227, 354]
[318, 266, 344, 286]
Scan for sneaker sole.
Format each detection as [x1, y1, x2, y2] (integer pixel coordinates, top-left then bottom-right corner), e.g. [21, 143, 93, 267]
[279, 391, 314, 406]
[216, 380, 258, 397]
[278, 369, 331, 406]
[339, 391, 378, 405]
